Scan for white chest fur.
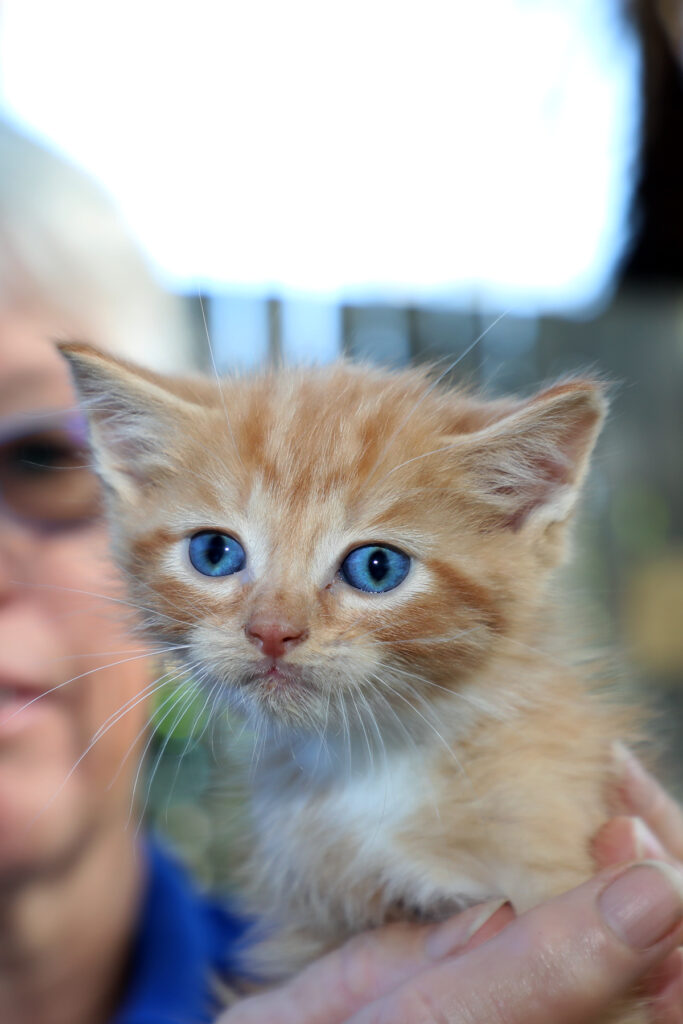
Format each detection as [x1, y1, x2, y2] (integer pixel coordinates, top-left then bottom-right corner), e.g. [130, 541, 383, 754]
[247, 740, 503, 930]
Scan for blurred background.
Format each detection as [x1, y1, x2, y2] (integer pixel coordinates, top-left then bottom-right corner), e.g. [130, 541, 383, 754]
[0, 0, 680, 886]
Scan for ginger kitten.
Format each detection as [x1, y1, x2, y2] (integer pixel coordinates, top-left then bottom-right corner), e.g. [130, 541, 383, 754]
[60, 343, 645, 1022]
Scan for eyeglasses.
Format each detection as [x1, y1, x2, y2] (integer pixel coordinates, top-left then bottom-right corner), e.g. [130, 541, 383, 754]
[0, 411, 102, 531]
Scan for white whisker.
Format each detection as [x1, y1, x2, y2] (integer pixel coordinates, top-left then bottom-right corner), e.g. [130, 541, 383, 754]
[5, 646, 188, 726]
[103, 675, 183, 792]
[349, 689, 374, 775]
[372, 626, 484, 647]
[92, 668, 182, 748]
[127, 682, 198, 830]
[198, 293, 244, 469]
[364, 311, 508, 485]
[10, 579, 193, 630]
[371, 671, 464, 775]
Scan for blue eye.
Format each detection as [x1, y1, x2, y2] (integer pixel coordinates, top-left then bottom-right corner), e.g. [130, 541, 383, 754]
[188, 531, 246, 577]
[340, 545, 411, 594]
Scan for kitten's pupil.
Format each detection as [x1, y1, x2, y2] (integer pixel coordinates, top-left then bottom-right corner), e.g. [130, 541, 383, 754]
[206, 533, 227, 565]
[368, 548, 389, 582]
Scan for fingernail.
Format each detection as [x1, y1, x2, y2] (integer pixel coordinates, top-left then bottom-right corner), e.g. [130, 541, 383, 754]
[599, 862, 683, 950]
[631, 817, 667, 860]
[612, 740, 634, 769]
[425, 899, 509, 959]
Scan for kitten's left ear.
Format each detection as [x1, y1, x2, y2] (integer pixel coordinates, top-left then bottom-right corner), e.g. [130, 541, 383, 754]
[58, 341, 198, 504]
[453, 379, 607, 557]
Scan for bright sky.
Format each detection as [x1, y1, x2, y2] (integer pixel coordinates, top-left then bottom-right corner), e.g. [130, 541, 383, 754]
[0, 0, 640, 315]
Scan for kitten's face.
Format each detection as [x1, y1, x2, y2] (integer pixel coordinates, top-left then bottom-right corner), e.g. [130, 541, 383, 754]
[59, 347, 606, 735]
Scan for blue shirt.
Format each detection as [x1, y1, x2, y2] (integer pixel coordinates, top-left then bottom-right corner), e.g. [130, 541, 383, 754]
[112, 839, 248, 1024]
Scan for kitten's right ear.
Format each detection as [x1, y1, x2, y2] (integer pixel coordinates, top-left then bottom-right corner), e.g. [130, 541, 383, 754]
[58, 341, 196, 504]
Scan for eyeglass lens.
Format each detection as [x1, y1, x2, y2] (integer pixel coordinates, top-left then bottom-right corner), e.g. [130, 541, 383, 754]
[0, 416, 101, 528]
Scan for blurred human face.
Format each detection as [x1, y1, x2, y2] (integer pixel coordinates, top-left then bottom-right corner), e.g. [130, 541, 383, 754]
[0, 317, 153, 877]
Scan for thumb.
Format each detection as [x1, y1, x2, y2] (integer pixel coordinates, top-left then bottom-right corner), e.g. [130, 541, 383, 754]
[216, 899, 514, 1024]
[347, 861, 683, 1024]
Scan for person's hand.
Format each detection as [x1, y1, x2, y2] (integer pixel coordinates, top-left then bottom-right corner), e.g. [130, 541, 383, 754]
[218, 748, 683, 1024]
[218, 867, 683, 1023]
[217, 898, 514, 1023]
[592, 745, 683, 1020]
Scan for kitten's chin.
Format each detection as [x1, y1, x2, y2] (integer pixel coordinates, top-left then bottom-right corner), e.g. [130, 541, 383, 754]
[238, 660, 320, 727]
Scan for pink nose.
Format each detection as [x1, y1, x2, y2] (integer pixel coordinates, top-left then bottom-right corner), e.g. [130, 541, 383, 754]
[245, 620, 308, 659]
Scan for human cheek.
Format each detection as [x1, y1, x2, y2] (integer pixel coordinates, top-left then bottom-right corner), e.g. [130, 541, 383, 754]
[0, 543, 93, 866]
[49, 524, 141, 661]
[46, 528, 153, 782]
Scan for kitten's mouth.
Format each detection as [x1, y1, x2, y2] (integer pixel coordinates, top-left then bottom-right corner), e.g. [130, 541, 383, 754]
[235, 659, 323, 725]
[248, 659, 305, 690]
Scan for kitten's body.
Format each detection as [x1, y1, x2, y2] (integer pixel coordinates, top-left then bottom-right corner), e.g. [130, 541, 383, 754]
[240, 650, 622, 978]
[60, 347, 643, 1022]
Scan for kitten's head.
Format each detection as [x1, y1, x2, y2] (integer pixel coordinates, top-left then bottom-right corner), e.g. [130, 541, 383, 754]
[59, 343, 606, 736]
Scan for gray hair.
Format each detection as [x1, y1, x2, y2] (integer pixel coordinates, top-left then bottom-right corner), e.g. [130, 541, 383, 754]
[0, 119, 194, 371]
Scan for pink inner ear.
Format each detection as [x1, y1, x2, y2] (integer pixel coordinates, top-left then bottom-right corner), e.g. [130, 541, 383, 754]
[494, 455, 570, 531]
[461, 382, 606, 532]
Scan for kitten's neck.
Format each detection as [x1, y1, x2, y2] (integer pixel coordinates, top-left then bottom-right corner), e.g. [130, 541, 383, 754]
[246, 643, 565, 791]
[249, 687, 512, 791]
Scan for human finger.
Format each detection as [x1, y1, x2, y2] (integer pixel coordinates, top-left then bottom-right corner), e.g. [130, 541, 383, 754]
[615, 744, 683, 861]
[345, 861, 683, 1024]
[594, 818, 683, 1019]
[594, 815, 670, 868]
[215, 899, 515, 1024]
